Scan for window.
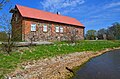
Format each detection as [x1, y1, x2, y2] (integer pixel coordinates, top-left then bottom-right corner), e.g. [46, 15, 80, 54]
[15, 15, 18, 21]
[43, 25, 47, 32]
[55, 26, 64, 33]
[31, 24, 36, 31]
[56, 26, 59, 32]
[15, 14, 19, 22]
[60, 26, 63, 33]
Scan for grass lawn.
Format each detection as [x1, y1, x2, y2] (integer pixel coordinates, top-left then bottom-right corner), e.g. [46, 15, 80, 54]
[0, 40, 120, 78]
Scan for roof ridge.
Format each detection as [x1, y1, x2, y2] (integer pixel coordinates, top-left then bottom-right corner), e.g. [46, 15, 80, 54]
[16, 4, 76, 20]
[15, 4, 84, 27]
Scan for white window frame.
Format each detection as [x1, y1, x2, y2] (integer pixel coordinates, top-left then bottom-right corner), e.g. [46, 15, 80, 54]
[56, 26, 59, 32]
[60, 26, 63, 33]
[31, 24, 36, 31]
[43, 25, 47, 32]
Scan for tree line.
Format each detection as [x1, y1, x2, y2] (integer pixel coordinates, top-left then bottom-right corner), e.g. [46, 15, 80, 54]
[85, 22, 120, 40]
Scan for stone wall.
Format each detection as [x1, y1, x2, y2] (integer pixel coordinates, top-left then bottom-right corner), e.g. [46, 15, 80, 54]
[11, 11, 23, 41]
[22, 18, 84, 42]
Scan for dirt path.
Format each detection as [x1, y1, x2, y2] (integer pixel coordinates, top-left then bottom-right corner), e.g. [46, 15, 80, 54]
[8, 47, 120, 79]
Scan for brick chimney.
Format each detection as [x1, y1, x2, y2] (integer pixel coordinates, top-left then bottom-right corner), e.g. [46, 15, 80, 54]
[57, 12, 60, 15]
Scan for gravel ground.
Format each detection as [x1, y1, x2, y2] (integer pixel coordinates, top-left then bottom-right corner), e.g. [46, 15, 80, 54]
[7, 47, 120, 79]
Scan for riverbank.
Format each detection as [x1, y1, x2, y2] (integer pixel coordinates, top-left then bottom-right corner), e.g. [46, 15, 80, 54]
[1, 40, 120, 78]
[8, 47, 120, 79]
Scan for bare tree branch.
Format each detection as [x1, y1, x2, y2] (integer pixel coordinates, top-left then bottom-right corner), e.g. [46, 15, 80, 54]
[0, 0, 10, 9]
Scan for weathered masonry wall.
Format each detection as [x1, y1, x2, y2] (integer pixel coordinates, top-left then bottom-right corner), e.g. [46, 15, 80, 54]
[21, 18, 84, 42]
[11, 11, 23, 41]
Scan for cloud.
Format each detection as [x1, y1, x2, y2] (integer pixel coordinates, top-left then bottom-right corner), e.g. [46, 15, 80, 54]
[113, 8, 120, 11]
[62, 0, 85, 7]
[79, 1, 120, 20]
[104, 2, 120, 9]
[40, 0, 85, 14]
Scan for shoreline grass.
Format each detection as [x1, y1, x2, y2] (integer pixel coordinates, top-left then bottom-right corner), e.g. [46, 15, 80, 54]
[0, 40, 120, 78]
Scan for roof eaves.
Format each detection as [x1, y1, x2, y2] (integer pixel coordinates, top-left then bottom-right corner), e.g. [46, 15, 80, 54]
[23, 16, 84, 27]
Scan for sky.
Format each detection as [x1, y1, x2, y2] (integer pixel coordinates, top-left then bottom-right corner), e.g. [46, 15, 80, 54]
[0, 0, 120, 33]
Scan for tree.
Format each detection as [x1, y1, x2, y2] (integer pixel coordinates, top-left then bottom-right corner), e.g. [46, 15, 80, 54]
[86, 30, 97, 40]
[0, 31, 7, 41]
[108, 22, 120, 40]
[65, 27, 78, 43]
[97, 28, 107, 40]
[0, 14, 20, 54]
[69, 29, 77, 43]
[96, 22, 120, 40]
[0, 14, 13, 54]
[0, 0, 10, 9]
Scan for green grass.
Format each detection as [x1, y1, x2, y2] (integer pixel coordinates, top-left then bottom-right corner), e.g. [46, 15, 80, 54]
[0, 40, 120, 78]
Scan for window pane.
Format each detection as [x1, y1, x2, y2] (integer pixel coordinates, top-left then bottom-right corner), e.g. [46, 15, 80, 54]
[43, 25, 47, 32]
[31, 24, 36, 31]
[56, 26, 59, 32]
[60, 26, 63, 33]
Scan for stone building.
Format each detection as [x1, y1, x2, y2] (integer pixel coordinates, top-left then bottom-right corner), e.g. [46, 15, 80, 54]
[10, 4, 85, 42]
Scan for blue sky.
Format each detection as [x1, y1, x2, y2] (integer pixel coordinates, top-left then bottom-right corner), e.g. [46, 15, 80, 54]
[0, 0, 120, 33]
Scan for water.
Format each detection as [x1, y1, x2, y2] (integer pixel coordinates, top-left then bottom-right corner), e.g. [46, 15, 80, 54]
[72, 49, 120, 79]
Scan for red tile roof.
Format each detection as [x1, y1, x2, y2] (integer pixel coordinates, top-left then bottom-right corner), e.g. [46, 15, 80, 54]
[16, 5, 84, 27]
